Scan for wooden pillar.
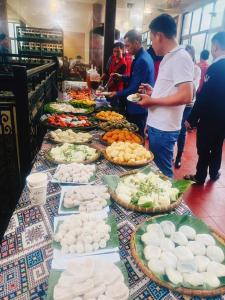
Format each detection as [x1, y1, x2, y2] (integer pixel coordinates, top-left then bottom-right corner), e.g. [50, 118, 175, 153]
[89, 3, 103, 72]
[103, 0, 117, 73]
[0, 0, 9, 45]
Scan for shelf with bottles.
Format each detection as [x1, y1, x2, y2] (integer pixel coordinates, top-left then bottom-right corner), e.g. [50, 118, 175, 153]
[18, 41, 63, 57]
[17, 27, 63, 44]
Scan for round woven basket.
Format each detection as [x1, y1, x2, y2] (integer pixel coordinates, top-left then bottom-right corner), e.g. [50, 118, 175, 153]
[100, 132, 144, 146]
[130, 216, 225, 297]
[103, 150, 154, 168]
[109, 170, 182, 213]
[47, 132, 93, 145]
[45, 146, 101, 165]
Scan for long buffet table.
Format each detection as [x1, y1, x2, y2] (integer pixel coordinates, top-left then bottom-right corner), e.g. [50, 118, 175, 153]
[0, 129, 224, 300]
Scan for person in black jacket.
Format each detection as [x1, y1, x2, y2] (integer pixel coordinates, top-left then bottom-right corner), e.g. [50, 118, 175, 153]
[184, 32, 225, 184]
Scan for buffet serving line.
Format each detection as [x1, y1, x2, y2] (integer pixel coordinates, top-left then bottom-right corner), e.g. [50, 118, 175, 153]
[1, 82, 225, 300]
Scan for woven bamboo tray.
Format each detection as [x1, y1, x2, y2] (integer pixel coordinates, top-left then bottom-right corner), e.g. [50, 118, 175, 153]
[130, 215, 225, 297]
[100, 132, 144, 146]
[103, 150, 154, 168]
[45, 146, 101, 165]
[108, 170, 182, 213]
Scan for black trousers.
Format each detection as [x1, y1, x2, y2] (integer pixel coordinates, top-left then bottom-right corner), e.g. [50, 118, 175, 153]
[126, 113, 147, 138]
[196, 123, 225, 182]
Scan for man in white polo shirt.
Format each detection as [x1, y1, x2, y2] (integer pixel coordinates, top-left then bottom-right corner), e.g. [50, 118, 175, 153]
[138, 14, 194, 177]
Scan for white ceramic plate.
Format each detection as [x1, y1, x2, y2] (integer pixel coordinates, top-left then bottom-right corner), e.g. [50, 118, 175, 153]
[127, 93, 141, 102]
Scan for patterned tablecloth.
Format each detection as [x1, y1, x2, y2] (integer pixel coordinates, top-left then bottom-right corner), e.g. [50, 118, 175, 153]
[1, 131, 224, 300]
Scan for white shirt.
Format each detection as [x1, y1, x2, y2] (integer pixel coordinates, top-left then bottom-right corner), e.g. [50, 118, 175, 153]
[147, 46, 194, 131]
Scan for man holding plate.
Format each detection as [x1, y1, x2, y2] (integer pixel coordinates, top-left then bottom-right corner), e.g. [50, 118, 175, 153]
[109, 30, 154, 137]
[138, 14, 194, 178]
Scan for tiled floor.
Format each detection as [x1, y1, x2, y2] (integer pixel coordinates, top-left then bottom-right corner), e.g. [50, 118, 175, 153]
[173, 130, 225, 236]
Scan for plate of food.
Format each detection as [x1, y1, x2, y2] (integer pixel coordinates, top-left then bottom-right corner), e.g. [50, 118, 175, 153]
[58, 185, 111, 214]
[102, 166, 191, 213]
[127, 93, 141, 102]
[42, 114, 97, 130]
[48, 129, 92, 144]
[104, 141, 153, 167]
[51, 162, 96, 184]
[44, 102, 94, 115]
[53, 214, 119, 256]
[99, 119, 139, 132]
[69, 99, 96, 108]
[69, 88, 91, 100]
[46, 258, 129, 300]
[130, 214, 225, 297]
[101, 129, 143, 145]
[95, 111, 124, 122]
[45, 143, 101, 164]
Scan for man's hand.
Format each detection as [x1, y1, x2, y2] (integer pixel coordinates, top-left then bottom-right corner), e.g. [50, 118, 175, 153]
[137, 94, 152, 108]
[185, 120, 191, 129]
[110, 73, 122, 80]
[108, 91, 117, 98]
[138, 83, 153, 96]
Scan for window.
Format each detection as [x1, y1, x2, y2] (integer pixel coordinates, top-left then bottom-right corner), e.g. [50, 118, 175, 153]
[8, 22, 20, 54]
[191, 33, 206, 61]
[211, 0, 225, 28]
[182, 12, 192, 36]
[181, 37, 189, 45]
[200, 3, 214, 31]
[190, 8, 202, 34]
[180, 0, 225, 64]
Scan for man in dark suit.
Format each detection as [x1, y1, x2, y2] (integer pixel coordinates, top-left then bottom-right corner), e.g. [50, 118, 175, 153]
[109, 30, 154, 137]
[185, 32, 225, 184]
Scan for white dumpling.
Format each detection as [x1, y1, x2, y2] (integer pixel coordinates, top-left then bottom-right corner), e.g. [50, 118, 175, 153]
[72, 279, 94, 296]
[173, 246, 194, 261]
[206, 245, 225, 263]
[84, 283, 106, 299]
[160, 221, 176, 236]
[53, 285, 74, 300]
[196, 234, 215, 246]
[148, 258, 165, 275]
[166, 267, 183, 285]
[187, 241, 206, 256]
[177, 259, 197, 273]
[183, 272, 204, 287]
[141, 232, 163, 246]
[105, 282, 129, 300]
[102, 265, 122, 286]
[160, 238, 175, 252]
[207, 261, 225, 277]
[160, 251, 177, 268]
[178, 225, 196, 240]
[194, 255, 210, 272]
[66, 259, 94, 282]
[202, 271, 220, 288]
[144, 245, 161, 260]
[171, 232, 188, 246]
[57, 273, 75, 288]
[147, 223, 164, 238]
